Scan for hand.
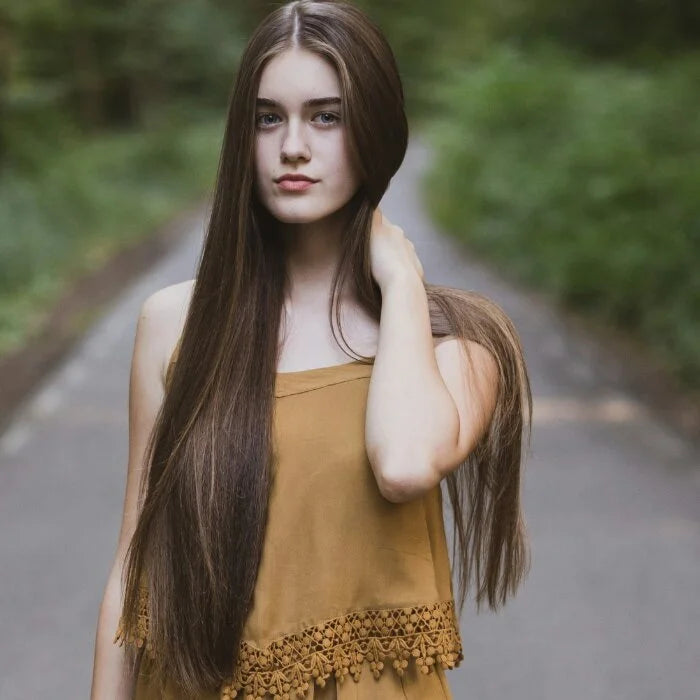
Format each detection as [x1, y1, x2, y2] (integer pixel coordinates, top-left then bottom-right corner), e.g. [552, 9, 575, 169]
[369, 208, 425, 291]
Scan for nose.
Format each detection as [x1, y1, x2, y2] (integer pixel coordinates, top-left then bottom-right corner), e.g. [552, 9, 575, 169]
[280, 117, 310, 163]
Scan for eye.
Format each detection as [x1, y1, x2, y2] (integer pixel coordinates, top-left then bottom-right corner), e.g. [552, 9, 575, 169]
[314, 112, 340, 126]
[255, 113, 280, 128]
[255, 111, 341, 129]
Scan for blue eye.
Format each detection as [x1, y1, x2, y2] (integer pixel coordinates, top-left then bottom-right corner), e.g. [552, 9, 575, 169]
[256, 113, 280, 127]
[314, 112, 340, 125]
[255, 112, 340, 129]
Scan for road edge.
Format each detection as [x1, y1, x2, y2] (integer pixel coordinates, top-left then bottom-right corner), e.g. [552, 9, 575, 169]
[0, 199, 208, 434]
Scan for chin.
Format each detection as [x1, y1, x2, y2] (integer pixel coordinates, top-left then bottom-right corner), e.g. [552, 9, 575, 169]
[267, 201, 344, 224]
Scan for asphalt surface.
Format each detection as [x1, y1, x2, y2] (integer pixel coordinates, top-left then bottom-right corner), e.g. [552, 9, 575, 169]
[1, 135, 698, 699]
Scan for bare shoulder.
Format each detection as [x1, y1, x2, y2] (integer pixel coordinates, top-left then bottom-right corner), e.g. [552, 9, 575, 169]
[434, 334, 496, 372]
[434, 334, 499, 411]
[139, 278, 195, 387]
[433, 334, 455, 349]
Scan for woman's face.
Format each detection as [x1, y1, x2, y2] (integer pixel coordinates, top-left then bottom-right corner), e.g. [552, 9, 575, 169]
[254, 47, 361, 224]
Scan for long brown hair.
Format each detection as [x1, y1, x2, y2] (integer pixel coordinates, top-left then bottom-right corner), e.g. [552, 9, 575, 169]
[119, 0, 532, 695]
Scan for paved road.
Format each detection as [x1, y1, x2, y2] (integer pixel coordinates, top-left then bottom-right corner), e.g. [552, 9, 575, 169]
[1, 136, 698, 699]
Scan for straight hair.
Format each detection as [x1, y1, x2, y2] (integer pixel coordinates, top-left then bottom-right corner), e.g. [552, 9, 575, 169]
[118, 0, 532, 695]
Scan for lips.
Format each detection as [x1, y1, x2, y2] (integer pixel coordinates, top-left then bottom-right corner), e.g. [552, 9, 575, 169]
[275, 174, 318, 183]
[276, 178, 316, 192]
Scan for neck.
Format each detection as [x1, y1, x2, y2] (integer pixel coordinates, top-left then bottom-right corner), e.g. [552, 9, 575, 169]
[280, 202, 357, 308]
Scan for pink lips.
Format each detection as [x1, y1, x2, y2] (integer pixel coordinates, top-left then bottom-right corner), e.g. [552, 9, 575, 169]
[278, 179, 315, 192]
[275, 174, 318, 192]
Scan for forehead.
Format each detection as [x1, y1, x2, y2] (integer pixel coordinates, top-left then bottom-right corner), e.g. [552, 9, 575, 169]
[257, 48, 340, 103]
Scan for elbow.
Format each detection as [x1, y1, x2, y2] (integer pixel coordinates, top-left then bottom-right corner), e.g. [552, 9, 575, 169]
[376, 457, 439, 504]
[378, 476, 409, 504]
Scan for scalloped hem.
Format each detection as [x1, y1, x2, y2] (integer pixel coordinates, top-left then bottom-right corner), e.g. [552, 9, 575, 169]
[114, 593, 463, 700]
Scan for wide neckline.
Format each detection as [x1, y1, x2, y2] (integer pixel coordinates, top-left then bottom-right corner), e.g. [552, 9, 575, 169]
[274, 357, 375, 397]
[276, 358, 373, 376]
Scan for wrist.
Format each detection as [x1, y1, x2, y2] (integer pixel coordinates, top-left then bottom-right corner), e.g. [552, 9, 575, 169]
[379, 268, 424, 295]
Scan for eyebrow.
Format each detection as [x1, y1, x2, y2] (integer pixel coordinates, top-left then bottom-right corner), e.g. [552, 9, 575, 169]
[255, 97, 341, 109]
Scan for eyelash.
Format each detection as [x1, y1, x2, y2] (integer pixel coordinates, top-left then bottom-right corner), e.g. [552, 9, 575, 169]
[255, 112, 341, 129]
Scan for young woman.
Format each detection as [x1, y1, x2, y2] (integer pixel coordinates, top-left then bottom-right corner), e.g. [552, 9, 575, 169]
[90, 1, 532, 698]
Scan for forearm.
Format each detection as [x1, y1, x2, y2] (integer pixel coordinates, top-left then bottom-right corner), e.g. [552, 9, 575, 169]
[90, 571, 137, 700]
[365, 271, 460, 502]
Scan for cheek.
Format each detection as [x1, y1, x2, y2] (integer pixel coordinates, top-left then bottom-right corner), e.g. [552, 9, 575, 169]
[255, 138, 273, 174]
[325, 144, 359, 188]
[254, 141, 264, 176]
[334, 160, 361, 192]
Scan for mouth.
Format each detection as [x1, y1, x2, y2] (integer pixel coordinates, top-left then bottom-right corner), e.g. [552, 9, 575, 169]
[276, 177, 318, 192]
[274, 175, 319, 183]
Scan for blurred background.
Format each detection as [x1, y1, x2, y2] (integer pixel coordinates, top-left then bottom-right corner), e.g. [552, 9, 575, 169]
[1, 0, 699, 405]
[0, 1, 699, 698]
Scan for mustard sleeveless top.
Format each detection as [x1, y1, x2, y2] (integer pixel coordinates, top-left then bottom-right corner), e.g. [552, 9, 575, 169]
[114, 344, 464, 698]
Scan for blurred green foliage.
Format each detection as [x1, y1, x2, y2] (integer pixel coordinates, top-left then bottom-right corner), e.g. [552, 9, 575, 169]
[424, 45, 700, 386]
[1, 0, 698, 389]
[0, 0, 241, 353]
[1, 0, 244, 170]
[505, 0, 700, 59]
[0, 116, 223, 352]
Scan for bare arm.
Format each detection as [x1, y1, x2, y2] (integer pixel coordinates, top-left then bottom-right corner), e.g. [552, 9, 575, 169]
[365, 272, 498, 503]
[90, 290, 171, 699]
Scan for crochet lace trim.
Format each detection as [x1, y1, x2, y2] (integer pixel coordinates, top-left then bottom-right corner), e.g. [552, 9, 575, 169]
[113, 585, 153, 656]
[114, 588, 463, 699]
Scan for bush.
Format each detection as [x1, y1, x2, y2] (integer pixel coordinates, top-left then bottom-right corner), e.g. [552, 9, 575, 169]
[0, 116, 223, 353]
[424, 45, 700, 386]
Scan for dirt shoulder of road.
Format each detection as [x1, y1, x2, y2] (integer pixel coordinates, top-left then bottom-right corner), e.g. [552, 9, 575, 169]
[0, 200, 207, 434]
[536, 289, 700, 446]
